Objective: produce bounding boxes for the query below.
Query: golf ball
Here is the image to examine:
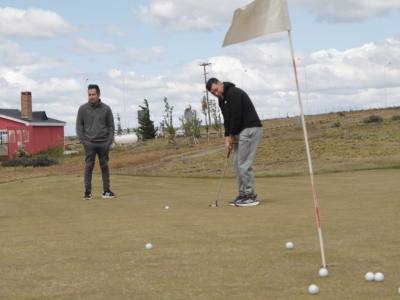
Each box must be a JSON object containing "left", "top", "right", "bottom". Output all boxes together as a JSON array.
[
  {"left": 285, "top": 242, "right": 294, "bottom": 249},
  {"left": 145, "top": 243, "right": 153, "bottom": 250},
  {"left": 374, "top": 272, "right": 384, "bottom": 282},
  {"left": 365, "top": 272, "right": 375, "bottom": 281},
  {"left": 164, "top": 205, "right": 170, "bottom": 210},
  {"left": 308, "top": 284, "right": 319, "bottom": 295},
  {"left": 318, "top": 267, "right": 329, "bottom": 277}
]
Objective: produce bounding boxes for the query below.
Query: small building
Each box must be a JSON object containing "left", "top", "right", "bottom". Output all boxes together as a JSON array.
[{"left": 0, "top": 91, "right": 66, "bottom": 161}]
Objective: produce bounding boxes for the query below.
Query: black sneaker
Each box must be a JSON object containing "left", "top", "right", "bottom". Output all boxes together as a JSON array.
[
  {"left": 235, "top": 194, "right": 260, "bottom": 207},
  {"left": 102, "top": 190, "right": 115, "bottom": 199},
  {"left": 228, "top": 194, "right": 246, "bottom": 206},
  {"left": 83, "top": 192, "right": 92, "bottom": 201}
]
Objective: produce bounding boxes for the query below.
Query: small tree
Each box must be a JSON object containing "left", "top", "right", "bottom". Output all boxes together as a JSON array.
[
  {"left": 201, "top": 96, "right": 209, "bottom": 141},
  {"left": 137, "top": 99, "right": 157, "bottom": 140},
  {"left": 180, "top": 105, "right": 202, "bottom": 145},
  {"left": 116, "top": 113, "right": 123, "bottom": 135},
  {"left": 209, "top": 99, "right": 222, "bottom": 137},
  {"left": 160, "top": 97, "right": 176, "bottom": 144},
  {"left": 16, "top": 144, "right": 28, "bottom": 158}
]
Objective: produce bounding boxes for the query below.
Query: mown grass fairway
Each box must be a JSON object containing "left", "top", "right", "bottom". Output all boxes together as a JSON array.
[{"left": 1, "top": 170, "right": 400, "bottom": 299}]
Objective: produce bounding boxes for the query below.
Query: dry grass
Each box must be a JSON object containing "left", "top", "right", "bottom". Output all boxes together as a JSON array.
[
  {"left": 1, "top": 170, "right": 400, "bottom": 299},
  {"left": 2, "top": 107, "right": 400, "bottom": 183}
]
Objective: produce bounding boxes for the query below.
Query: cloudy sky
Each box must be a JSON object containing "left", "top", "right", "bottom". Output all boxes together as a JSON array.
[{"left": 0, "top": 0, "right": 399, "bottom": 135}]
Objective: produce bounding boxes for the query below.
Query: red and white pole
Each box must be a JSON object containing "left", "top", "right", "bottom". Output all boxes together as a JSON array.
[{"left": 288, "top": 30, "right": 327, "bottom": 268}]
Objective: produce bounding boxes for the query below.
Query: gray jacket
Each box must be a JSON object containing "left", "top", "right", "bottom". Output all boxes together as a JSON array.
[{"left": 76, "top": 101, "right": 115, "bottom": 145}]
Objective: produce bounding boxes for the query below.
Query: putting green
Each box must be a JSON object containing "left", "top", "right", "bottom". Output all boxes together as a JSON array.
[{"left": 0, "top": 170, "right": 399, "bottom": 299}]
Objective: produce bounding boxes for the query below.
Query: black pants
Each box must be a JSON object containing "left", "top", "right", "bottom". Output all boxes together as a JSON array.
[{"left": 84, "top": 142, "right": 110, "bottom": 193}]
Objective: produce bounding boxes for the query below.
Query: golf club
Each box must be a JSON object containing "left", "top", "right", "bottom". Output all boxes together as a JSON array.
[{"left": 209, "top": 149, "right": 231, "bottom": 207}]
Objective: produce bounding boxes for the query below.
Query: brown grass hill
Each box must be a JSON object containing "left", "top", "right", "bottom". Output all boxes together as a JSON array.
[{"left": 2, "top": 107, "right": 400, "bottom": 183}]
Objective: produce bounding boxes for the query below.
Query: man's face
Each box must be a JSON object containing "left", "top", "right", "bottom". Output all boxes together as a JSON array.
[
  {"left": 88, "top": 88, "right": 100, "bottom": 104},
  {"left": 209, "top": 81, "right": 224, "bottom": 98}
]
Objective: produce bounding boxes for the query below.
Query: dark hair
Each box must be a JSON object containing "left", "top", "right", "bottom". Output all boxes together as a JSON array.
[
  {"left": 206, "top": 78, "right": 219, "bottom": 92},
  {"left": 88, "top": 84, "right": 100, "bottom": 95}
]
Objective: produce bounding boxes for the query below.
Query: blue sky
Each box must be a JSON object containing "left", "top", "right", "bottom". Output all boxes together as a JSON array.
[{"left": 0, "top": 0, "right": 399, "bottom": 135}]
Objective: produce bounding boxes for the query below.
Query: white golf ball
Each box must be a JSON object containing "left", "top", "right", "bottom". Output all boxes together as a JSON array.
[
  {"left": 308, "top": 284, "right": 319, "bottom": 295},
  {"left": 145, "top": 243, "right": 153, "bottom": 250},
  {"left": 285, "top": 242, "right": 294, "bottom": 249},
  {"left": 365, "top": 272, "right": 375, "bottom": 281},
  {"left": 318, "top": 267, "right": 329, "bottom": 277},
  {"left": 164, "top": 205, "right": 170, "bottom": 210},
  {"left": 374, "top": 272, "right": 384, "bottom": 282}
]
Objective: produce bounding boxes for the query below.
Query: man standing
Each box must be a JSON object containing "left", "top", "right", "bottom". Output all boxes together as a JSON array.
[
  {"left": 207, "top": 78, "right": 262, "bottom": 207},
  {"left": 76, "top": 84, "right": 115, "bottom": 200}
]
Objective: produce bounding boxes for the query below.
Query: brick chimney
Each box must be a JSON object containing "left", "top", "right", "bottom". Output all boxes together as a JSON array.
[{"left": 21, "top": 91, "right": 32, "bottom": 120}]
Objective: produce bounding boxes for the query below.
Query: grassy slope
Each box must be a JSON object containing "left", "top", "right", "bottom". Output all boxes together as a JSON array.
[{"left": 1, "top": 107, "right": 400, "bottom": 183}]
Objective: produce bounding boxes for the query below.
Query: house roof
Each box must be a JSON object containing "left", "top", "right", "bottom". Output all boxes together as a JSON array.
[{"left": 0, "top": 109, "right": 66, "bottom": 127}]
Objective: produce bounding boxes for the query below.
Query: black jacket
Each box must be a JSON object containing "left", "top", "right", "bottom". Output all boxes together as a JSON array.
[{"left": 218, "top": 82, "right": 262, "bottom": 136}]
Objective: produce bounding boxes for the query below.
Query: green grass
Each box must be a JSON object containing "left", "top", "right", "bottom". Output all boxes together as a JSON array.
[{"left": 1, "top": 170, "right": 400, "bottom": 299}]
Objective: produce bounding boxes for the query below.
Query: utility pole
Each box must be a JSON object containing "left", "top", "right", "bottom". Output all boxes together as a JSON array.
[
  {"left": 384, "top": 61, "right": 391, "bottom": 108},
  {"left": 200, "top": 62, "right": 212, "bottom": 141}
]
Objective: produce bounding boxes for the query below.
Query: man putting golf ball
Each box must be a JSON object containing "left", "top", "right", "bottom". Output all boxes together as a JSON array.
[{"left": 207, "top": 78, "right": 263, "bottom": 207}]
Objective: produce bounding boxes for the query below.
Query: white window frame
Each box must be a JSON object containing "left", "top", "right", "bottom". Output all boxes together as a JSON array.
[{"left": 0, "top": 130, "right": 8, "bottom": 144}]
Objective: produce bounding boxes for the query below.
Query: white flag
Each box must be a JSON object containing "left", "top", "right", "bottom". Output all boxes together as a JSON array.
[{"left": 223, "top": 0, "right": 291, "bottom": 47}]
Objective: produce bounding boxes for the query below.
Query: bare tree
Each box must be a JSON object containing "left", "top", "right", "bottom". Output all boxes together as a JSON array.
[{"left": 160, "top": 97, "right": 176, "bottom": 144}]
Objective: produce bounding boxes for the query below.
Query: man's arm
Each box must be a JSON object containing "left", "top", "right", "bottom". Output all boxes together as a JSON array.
[
  {"left": 76, "top": 106, "right": 86, "bottom": 145},
  {"left": 106, "top": 107, "right": 115, "bottom": 145}
]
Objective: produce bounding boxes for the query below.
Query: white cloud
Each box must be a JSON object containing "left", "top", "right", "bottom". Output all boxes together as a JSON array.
[
  {"left": 75, "top": 38, "right": 116, "bottom": 54},
  {"left": 0, "top": 39, "right": 62, "bottom": 70},
  {"left": 0, "top": 64, "right": 81, "bottom": 97},
  {"left": 1, "top": 35, "right": 400, "bottom": 135},
  {"left": 300, "top": 37, "right": 400, "bottom": 92},
  {"left": 136, "top": 0, "right": 400, "bottom": 32},
  {"left": 0, "top": 39, "right": 35, "bottom": 66},
  {"left": 0, "top": 7, "right": 73, "bottom": 38},
  {"left": 0, "top": 40, "right": 81, "bottom": 123},
  {"left": 105, "top": 24, "right": 127, "bottom": 37},
  {"left": 124, "top": 46, "right": 165, "bottom": 64},
  {"left": 136, "top": 0, "right": 249, "bottom": 31},
  {"left": 96, "top": 36, "right": 400, "bottom": 133},
  {"left": 294, "top": 0, "right": 400, "bottom": 23}
]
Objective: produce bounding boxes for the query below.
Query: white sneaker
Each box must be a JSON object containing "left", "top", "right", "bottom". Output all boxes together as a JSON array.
[{"left": 235, "top": 196, "right": 260, "bottom": 207}]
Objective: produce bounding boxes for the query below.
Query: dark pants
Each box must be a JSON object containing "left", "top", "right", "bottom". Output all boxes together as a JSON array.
[{"left": 84, "top": 142, "right": 110, "bottom": 193}]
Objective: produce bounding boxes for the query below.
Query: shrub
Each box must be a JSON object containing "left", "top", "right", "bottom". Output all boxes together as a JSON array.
[
  {"left": 363, "top": 115, "right": 383, "bottom": 124},
  {"left": 332, "top": 121, "right": 341, "bottom": 128},
  {"left": 31, "top": 154, "right": 57, "bottom": 167},
  {"left": 337, "top": 112, "right": 346, "bottom": 117},
  {"left": 391, "top": 115, "right": 400, "bottom": 121},
  {"left": 45, "top": 147, "right": 64, "bottom": 158},
  {"left": 2, "top": 157, "right": 30, "bottom": 167},
  {"left": 2, "top": 153, "right": 58, "bottom": 168}
]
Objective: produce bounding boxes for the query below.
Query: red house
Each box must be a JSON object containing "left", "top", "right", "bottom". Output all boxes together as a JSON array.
[{"left": 0, "top": 91, "right": 66, "bottom": 161}]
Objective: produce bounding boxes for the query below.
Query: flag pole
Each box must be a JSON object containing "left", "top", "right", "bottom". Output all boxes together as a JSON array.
[{"left": 287, "top": 29, "right": 327, "bottom": 268}]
